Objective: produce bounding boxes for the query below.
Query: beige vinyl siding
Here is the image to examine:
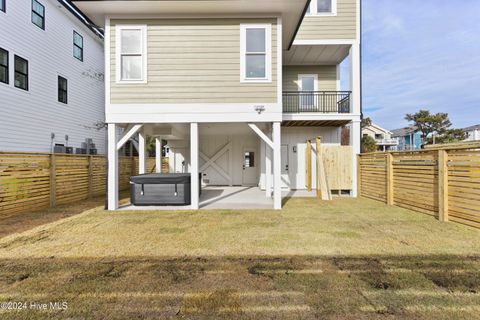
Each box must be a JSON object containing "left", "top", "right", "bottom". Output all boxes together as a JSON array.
[
  {"left": 283, "top": 66, "right": 337, "bottom": 91},
  {"left": 110, "top": 19, "right": 277, "bottom": 104},
  {"left": 296, "top": 0, "right": 357, "bottom": 40}
]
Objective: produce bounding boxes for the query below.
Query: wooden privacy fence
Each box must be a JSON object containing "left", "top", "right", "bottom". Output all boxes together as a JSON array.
[
  {"left": 358, "top": 143, "right": 480, "bottom": 228},
  {"left": 0, "top": 152, "right": 169, "bottom": 216}
]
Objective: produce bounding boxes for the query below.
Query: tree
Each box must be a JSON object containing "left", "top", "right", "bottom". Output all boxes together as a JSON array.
[
  {"left": 361, "top": 117, "right": 372, "bottom": 129},
  {"left": 427, "top": 129, "right": 466, "bottom": 144},
  {"left": 361, "top": 135, "right": 377, "bottom": 153},
  {"left": 405, "top": 110, "right": 453, "bottom": 145}
]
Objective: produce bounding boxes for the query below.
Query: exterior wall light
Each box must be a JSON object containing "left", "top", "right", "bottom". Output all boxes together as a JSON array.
[{"left": 254, "top": 105, "right": 265, "bottom": 114}]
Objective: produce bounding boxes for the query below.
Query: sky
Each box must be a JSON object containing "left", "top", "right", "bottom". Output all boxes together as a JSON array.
[{"left": 342, "top": 0, "right": 480, "bottom": 130}]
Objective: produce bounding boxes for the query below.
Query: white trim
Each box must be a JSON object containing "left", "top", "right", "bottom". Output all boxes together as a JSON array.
[
  {"left": 298, "top": 74, "right": 319, "bottom": 91},
  {"left": 115, "top": 24, "right": 148, "bottom": 84},
  {"left": 272, "top": 122, "right": 282, "bottom": 209},
  {"left": 240, "top": 23, "right": 272, "bottom": 83},
  {"left": 107, "top": 123, "right": 118, "bottom": 210},
  {"left": 293, "top": 39, "right": 358, "bottom": 46},
  {"left": 105, "top": 17, "right": 111, "bottom": 106},
  {"left": 283, "top": 113, "right": 361, "bottom": 121},
  {"left": 277, "top": 17, "right": 282, "bottom": 105},
  {"left": 336, "top": 64, "right": 341, "bottom": 91},
  {"left": 306, "top": 0, "right": 337, "bottom": 16},
  {"left": 155, "top": 137, "right": 162, "bottom": 173},
  {"left": 138, "top": 130, "right": 146, "bottom": 174},
  {"left": 116, "top": 124, "right": 143, "bottom": 150}
]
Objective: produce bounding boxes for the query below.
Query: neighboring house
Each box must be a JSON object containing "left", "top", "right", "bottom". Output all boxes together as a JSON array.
[
  {"left": 463, "top": 124, "right": 480, "bottom": 141},
  {"left": 362, "top": 123, "right": 398, "bottom": 151},
  {"left": 73, "top": 0, "right": 361, "bottom": 210},
  {"left": 0, "top": 0, "right": 105, "bottom": 154},
  {"left": 391, "top": 126, "right": 423, "bottom": 151}
]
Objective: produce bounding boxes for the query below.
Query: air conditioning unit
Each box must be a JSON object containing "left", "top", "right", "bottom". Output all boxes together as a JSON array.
[
  {"left": 54, "top": 145, "right": 66, "bottom": 154},
  {"left": 65, "top": 147, "right": 73, "bottom": 154},
  {"left": 89, "top": 149, "right": 98, "bottom": 155},
  {"left": 76, "top": 148, "right": 87, "bottom": 154}
]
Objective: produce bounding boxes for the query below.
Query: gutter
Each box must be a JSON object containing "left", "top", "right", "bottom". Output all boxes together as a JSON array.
[
  {"left": 288, "top": 0, "right": 311, "bottom": 50},
  {"left": 57, "top": 0, "right": 104, "bottom": 38}
]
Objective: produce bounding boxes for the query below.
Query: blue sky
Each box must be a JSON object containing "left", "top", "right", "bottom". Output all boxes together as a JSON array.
[{"left": 342, "top": 0, "right": 480, "bottom": 130}]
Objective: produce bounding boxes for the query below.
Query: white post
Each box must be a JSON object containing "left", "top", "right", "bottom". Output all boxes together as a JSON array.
[
  {"left": 351, "top": 120, "right": 361, "bottom": 197},
  {"left": 265, "top": 128, "right": 273, "bottom": 198},
  {"left": 190, "top": 123, "right": 199, "bottom": 210},
  {"left": 107, "top": 123, "right": 119, "bottom": 210},
  {"left": 260, "top": 139, "right": 266, "bottom": 189},
  {"left": 155, "top": 137, "right": 162, "bottom": 173},
  {"left": 138, "top": 130, "right": 146, "bottom": 174},
  {"left": 273, "top": 122, "right": 282, "bottom": 209}
]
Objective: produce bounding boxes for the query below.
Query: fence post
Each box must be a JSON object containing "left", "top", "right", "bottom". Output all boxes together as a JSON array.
[
  {"left": 49, "top": 154, "right": 56, "bottom": 208},
  {"left": 386, "top": 153, "right": 394, "bottom": 205},
  {"left": 357, "top": 155, "right": 361, "bottom": 197},
  {"left": 88, "top": 155, "right": 93, "bottom": 198},
  {"left": 438, "top": 149, "right": 449, "bottom": 222},
  {"left": 306, "top": 140, "right": 312, "bottom": 192}
]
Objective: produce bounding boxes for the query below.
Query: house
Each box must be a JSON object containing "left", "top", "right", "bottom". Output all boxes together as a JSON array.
[
  {"left": 463, "top": 124, "right": 480, "bottom": 141},
  {"left": 0, "top": 0, "right": 105, "bottom": 154},
  {"left": 72, "top": 0, "right": 361, "bottom": 210},
  {"left": 362, "top": 123, "right": 398, "bottom": 151},
  {"left": 391, "top": 126, "right": 423, "bottom": 151}
]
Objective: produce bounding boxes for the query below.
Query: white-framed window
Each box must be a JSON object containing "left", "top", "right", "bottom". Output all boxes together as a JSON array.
[
  {"left": 240, "top": 24, "right": 272, "bottom": 83},
  {"left": 307, "top": 0, "right": 337, "bottom": 16},
  {"left": 115, "top": 25, "right": 147, "bottom": 83}
]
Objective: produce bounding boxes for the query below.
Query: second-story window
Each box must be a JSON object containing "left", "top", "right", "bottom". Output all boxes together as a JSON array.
[
  {"left": 240, "top": 24, "right": 272, "bottom": 83},
  {"left": 0, "top": 0, "right": 6, "bottom": 13},
  {"left": 0, "top": 48, "right": 8, "bottom": 84},
  {"left": 58, "top": 76, "right": 68, "bottom": 104},
  {"left": 14, "top": 55, "right": 28, "bottom": 91},
  {"left": 32, "top": 0, "right": 45, "bottom": 30},
  {"left": 308, "top": 0, "right": 336, "bottom": 15},
  {"left": 116, "top": 25, "right": 147, "bottom": 83},
  {"left": 73, "top": 31, "right": 83, "bottom": 61}
]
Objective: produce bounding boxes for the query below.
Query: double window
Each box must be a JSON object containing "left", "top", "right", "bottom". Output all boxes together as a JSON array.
[
  {"left": 14, "top": 55, "right": 28, "bottom": 91},
  {"left": 0, "top": 48, "right": 8, "bottom": 84},
  {"left": 116, "top": 25, "right": 147, "bottom": 83},
  {"left": 73, "top": 31, "right": 84, "bottom": 61},
  {"left": 240, "top": 24, "right": 272, "bottom": 82},
  {"left": 307, "top": 0, "right": 336, "bottom": 15},
  {"left": 58, "top": 76, "right": 68, "bottom": 104},
  {"left": 32, "top": 0, "right": 45, "bottom": 30},
  {"left": 0, "top": 0, "right": 5, "bottom": 13}
]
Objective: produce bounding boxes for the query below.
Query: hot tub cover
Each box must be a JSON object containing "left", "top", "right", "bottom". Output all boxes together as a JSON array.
[{"left": 130, "top": 173, "right": 191, "bottom": 184}]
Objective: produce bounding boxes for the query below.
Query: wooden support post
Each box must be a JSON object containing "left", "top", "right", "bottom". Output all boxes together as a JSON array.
[
  {"left": 88, "top": 155, "right": 93, "bottom": 198},
  {"left": 438, "top": 149, "right": 449, "bottom": 222},
  {"left": 386, "top": 153, "right": 394, "bottom": 205},
  {"left": 357, "top": 155, "right": 361, "bottom": 197},
  {"left": 316, "top": 137, "right": 321, "bottom": 198},
  {"left": 316, "top": 137, "right": 332, "bottom": 200},
  {"left": 306, "top": 140, "right": 312, "bottom": 192},
  {"left": 49, "top": 154, "right": 56, "bottom": 208}
]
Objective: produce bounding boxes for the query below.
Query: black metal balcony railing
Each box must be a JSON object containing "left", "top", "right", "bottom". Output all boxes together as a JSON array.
[{"left": 283, "top": 91, "right": 351, "bottom": 113}]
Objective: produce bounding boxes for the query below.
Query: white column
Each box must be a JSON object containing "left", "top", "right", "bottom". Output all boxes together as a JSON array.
[
  {"left": 138, "top": 130, "right": 146, "bottom": 174},
  {"left": 259, "top": 139, "right": 266, "bottom": 189},
  {"left": 273, "top": 122, "right": 282, "bottom": 209},
  {"left": 265, "top": 127, "right": 273, "bottom": 197},
  {"left": 107, "top": 123, "right": 119, "bottom": 210},
  {"left": 190, "top": 123, "right": 199, "bottom": 210},
  {"left": 349, "top": 42, "right": 361, "bottom": 116},
  {"left": 155, "top": 137, "right": 162, "bottom": 173},
  {"left": 350, "top": 120, "right": 361, "bottom": 197}
]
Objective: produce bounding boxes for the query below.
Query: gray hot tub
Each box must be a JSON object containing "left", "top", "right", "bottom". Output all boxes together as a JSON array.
[{"left": 129, "top": 173, "right": 201, "bottom": 206}]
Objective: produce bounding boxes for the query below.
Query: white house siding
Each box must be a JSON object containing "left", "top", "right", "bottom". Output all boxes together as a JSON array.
[{"left": 0, "top": 0, "right": 105, "bottom": 153}]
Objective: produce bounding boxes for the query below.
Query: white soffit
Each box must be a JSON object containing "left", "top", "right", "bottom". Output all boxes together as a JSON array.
[
  {"left": 72, "top": 0, "right": 309, "bottom": 49},
  {"left": 283, "top": 45, "right": 350, "bottom": 65}
]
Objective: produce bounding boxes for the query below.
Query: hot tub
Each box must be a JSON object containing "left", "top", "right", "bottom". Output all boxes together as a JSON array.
[{"left": 129, "top": 173, "right": 201, "bottom": 206}]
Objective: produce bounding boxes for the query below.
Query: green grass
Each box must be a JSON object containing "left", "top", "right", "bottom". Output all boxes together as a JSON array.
[{"left": 0, "top": 197, "right": 479, "bottom": 319}]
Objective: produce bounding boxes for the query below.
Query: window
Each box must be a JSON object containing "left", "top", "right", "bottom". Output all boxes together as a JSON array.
[
  {"left": 307, "top": 0, "right": 337, "bottom": 15},
  {"left": 14, "top": 55, "right": 28, "bottom": 90},
  {"left": 244, "top": 152, "right": 255, "bottom": 168},
  {"left": 116, "top": 25, "right": 147, "bottom": 83},
  {"left": 32, "top": 0, "right": 45, "bottom": 30},
  {"left": 240, "top": 24, "right": 272, "bottom": 82},
  {"left": 58, "top": 76, "right": 67, "bottom": 104},
  {"left": 0, "top": 0, "right": 5, "bottom": 13},
  {"left": 0, "top": 48, "right": 8, "bottom": 84},
  {"left": 73, "top": 31, "right": 83, "bottom": 61}
]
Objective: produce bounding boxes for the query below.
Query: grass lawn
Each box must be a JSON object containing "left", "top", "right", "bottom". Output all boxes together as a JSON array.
[{"left": 0, "top": 197, "right": 479, "bottom": 319}]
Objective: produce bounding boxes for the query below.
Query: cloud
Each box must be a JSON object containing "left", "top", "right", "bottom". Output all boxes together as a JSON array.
[{"left": 361, "top": 0, "right": 480, "bottom": 130}]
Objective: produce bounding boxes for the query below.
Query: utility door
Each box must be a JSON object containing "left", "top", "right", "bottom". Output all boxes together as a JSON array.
[
  {"left": 281, "top": 144, "right": 291, "bottom": 189},
  {"left": 242, "top": 148, "right": 257, "bottom": 186}
]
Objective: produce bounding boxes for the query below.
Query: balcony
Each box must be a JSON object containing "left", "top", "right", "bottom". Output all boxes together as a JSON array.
[
  {"left": 376, "top": 138, "right": 399, "bottom": 146},
  {"left": 283, "top": 91, "right": 351, "bottom": 113}
]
